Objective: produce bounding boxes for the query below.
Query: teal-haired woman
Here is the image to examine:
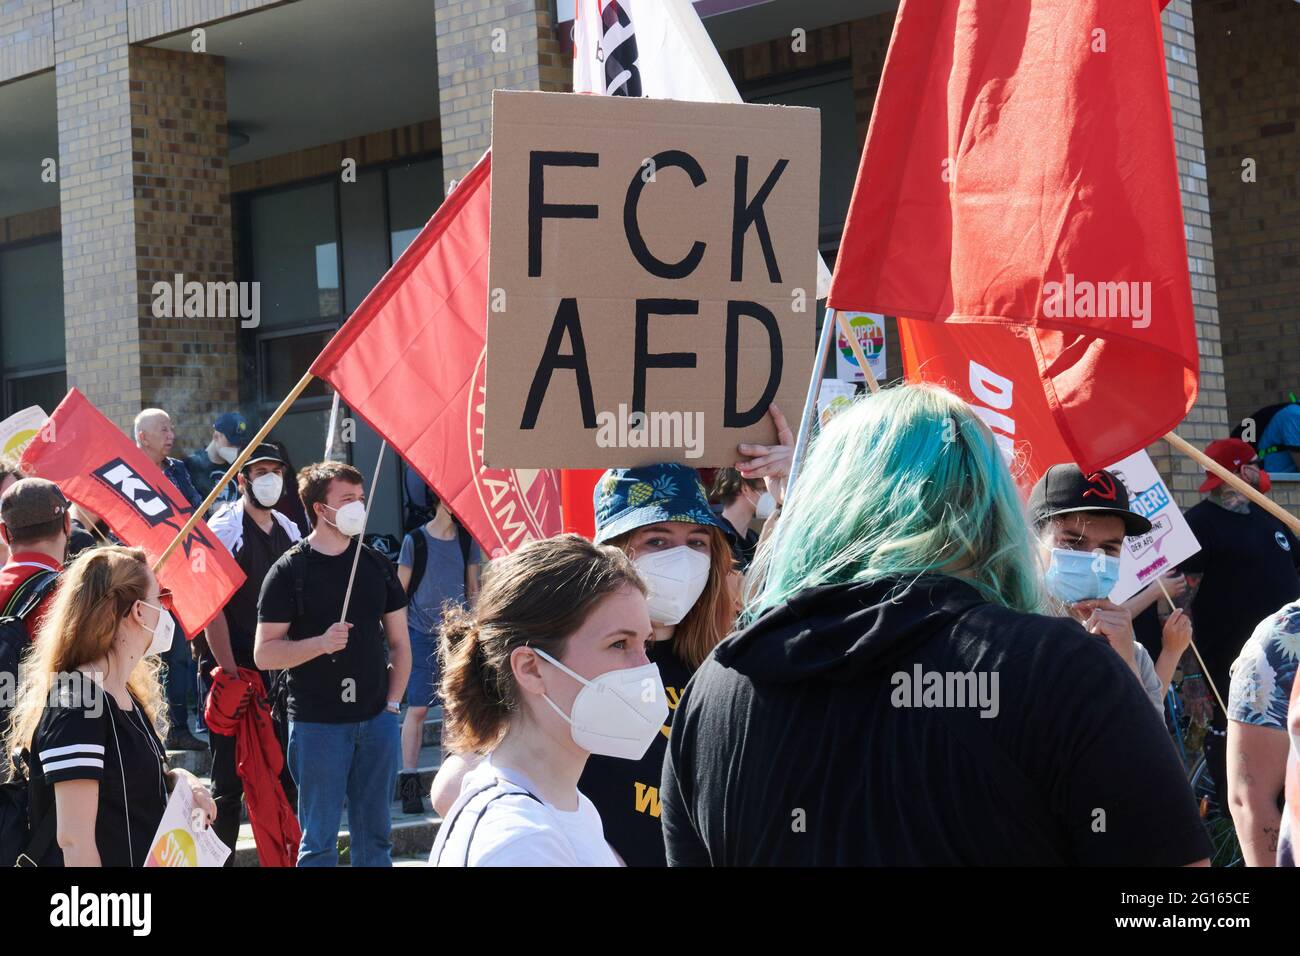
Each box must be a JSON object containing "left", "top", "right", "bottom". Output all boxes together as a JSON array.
[{"left": 661, "top": 383, "right": 1213, "bottom": 866}]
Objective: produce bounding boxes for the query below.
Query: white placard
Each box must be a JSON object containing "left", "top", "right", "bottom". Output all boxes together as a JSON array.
[
  {"left": 1106, "top": 450, "right": 1202, "bottom": 605},
  {"left": 0, "top": 405, "right": 48, "bottom": 459},
  {"left": 145, "top": 780, "right": 230, "bottom": 868},
  {"left": 834, "top": 311, "right": 887, "bottom": 384}
]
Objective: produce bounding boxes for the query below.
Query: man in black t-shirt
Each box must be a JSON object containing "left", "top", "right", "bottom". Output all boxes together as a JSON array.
[
  {"left": 255, "top": 461, "right": 410, "bottom": 867},
  {"left": 1178, "top": 438, "right": 1300, "bottom": 812},
  {"left": 203, "top": 443, "right": 302, "bottom": 859}
]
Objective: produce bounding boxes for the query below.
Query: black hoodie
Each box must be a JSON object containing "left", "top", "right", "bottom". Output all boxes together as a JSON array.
[{"left": 661, "top": 574, "right": 1211, "bottom": 866}]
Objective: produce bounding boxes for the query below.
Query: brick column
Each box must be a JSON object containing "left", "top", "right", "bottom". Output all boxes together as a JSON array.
[
  {"left": 1151, "top": 0, "right": 1232, "bottom": 509},
  {"left": 129, "top": 45, "right": 238, "bottom": 446},
  {"left": 54, "top": 0, "right": 141, "bottom": 429},
  {"left": 53, "top": 1, "right": 235, "bottom": 443},
  {"left": 433, "top": 0, "right": 570, "bottom": 191}
]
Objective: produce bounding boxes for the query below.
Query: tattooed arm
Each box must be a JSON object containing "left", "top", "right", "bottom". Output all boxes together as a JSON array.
[{"left": 1227, "top": 720, "right": 1288, "bottom": 867}]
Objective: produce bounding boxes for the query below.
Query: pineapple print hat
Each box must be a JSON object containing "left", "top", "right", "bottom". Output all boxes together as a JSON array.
[{"left": 592, "top": 463, "right": 726, "bottom": 546}]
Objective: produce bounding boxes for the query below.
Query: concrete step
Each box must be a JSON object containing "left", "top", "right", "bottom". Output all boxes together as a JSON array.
[
  {"left": 197, "top": 737, "right": 444, "bottom": 836},
  {"left": 233, "top": 807, "right": 443, "bottom": 867}
]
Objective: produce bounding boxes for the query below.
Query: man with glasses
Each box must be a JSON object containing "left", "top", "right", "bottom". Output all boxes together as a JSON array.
[{"left": 1178, "top": 437, "right": 1300, "bottom": 815}]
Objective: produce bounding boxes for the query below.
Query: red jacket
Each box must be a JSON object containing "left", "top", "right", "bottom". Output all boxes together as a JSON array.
[
  {"left": 0, "top": 552, "right": 62, "bottom": 638},
  {"left": 205, "top": 666, "right": 301, "bottom": 867}
]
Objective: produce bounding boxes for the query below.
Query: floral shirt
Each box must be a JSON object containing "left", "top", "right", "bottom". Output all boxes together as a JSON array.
[{"left": 1227, "top": 600, "right": 1300, "bottom": 730}]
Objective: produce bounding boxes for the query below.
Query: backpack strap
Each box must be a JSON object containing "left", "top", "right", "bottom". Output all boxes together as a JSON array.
[
  {"left": 284, "top": 540, "right": 313, "bottom": 620},
  {"left": 4, "top": 569, "right": 59, "bottom": 621},
  {"left": 407, "top": 532, "right": 428, "bottom": 598},
  {"left": 456, "top": 524, "right": 473, "bottom": 569},
  {"left": 434, "top": 779, "right": 544, "bottom": 867}
]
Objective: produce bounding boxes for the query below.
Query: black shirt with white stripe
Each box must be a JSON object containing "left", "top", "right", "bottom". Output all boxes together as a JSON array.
[{"left": 28, "top": 677, "right": 169, "bottom": 867}]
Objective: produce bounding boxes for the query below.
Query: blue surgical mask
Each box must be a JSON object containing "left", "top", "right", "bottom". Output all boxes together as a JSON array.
[{"left": 1043, "top": 548, "right": 1121, "bottom": 603}]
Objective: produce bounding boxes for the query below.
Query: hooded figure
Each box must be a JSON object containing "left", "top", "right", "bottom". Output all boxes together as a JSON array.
[{"left": 661, "top": 384, "right": 1212, "bottom": 866}]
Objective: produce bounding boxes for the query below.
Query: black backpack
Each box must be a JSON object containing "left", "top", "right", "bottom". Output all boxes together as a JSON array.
[
  {"left": 0, "top": 570, "right": 61, "bottom": 725},
  {"left": 0, "top": 749, "right": 57, "bottom": 867},
  {"left": 404, "top": 525, "right": 474, "bottom": 598},
  {"left": 1232, "top": 399, "right": 1300, "bottom": 457},
  {"left": 0, "top": 570, "right": 62, "bottom": 867}
]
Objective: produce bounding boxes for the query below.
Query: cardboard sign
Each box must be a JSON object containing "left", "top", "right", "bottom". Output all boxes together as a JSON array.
[
  {"left": 1105, "top": 450, "right": 1202, "bottom": 604},
  {"left": 145, "top": 781, "right": 230, "bottom": 868},
  {"left": 484, "top": 91, "right": 819, "bottom": 467},
  {"left": 835, "top": 312, "right": 887, "bottom": 384},
  {"left": 0, "top": 406, "right": 48, "bottom": 458}
]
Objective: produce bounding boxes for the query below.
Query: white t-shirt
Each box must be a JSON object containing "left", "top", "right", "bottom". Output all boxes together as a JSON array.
[{"left": 428, "top": 756, "right": 620, "bottom": 867}]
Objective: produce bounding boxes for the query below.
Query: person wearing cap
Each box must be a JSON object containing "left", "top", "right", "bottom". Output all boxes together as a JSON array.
[
  {"left": 201, "top": 443, "right": 303, "bottom": 860},
  {"left": 0, "top": 478, "right": 72, "bottom": 647},
  {"left": 1178, "top": 436, "right": 1300, "bottom": 816},
  {"left": 184, "top": 411, "right": 252, "bottom": 509},
  {"left": 1028, "top": 464, "right": 1187, "bottom": 713}
]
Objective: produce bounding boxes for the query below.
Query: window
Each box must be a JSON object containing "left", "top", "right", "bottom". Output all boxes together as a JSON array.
[
  {"left": 239, "top": 157, "right": 444, "bottom": 534},
  {"left": 0, "top": 238, "right": 66, "bottom": 418}
]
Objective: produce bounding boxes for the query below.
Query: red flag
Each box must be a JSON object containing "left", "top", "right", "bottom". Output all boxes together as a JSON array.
[
  {"left": 830, "top": 0, "right": 1197, "bottom": 472},
  {"left": 899, "top": 319, "right": 1073, "bottom": 491},
  {"left": 310, "top": 152, "right": 562, "bottom": 558},
  {"left": 20, "top": 389, "right": 245, "bottom": 637}
]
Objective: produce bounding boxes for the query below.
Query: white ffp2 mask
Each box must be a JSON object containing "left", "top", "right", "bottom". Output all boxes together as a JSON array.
[
  {"left": 250, "top": 473, "right": 283, "bottom": 509},
  {"left": 533, "top": 647, "right": 668, "bottom": 761},
  {"left": 324, "top": 500, "right": 367, "bottom": 537},
  {"left": 633, "top": 545, "right": 711, "bottom": 626},
  {"left": 138, "top": 601, "right": 175, "bottom": 657}
]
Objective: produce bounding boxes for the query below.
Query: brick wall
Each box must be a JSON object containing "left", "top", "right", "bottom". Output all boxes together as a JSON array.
[
  {"left": 229, "top": 119, "right": 441, "bottom": 193},
  {"left": 0, "top": 206, "right": 59, "bottom": 244},
  {"left": 1149, "top": 0, "right": 1233, "bottom": 509},
  {"left": 54, "top": 0, "right": 142, "bottom": 432},
  {"left": 433, "top": 0, "right": 569, "bottom": 191},
  {"left": 0, "top": 0, "right": 55, "bottom": 83},
  {"left": 1193, "top": 0, "right": 1300, "bottom": 427},
  {"left": 126, "top": 0, "right": 290, "bottom": 43},
  {"left": 129, "top": 45, "right": 238, "bottom": 447}
]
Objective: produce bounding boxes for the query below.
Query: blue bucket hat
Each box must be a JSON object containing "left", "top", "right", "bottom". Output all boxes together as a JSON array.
[{"left": 593, "top": 463, "right": 726, "bottom": 545}]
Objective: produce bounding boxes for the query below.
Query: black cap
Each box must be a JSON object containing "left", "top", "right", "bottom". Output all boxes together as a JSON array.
[
  {"left": 241, "top": 443, "right": 285, "bottom": 470},
  {"left": 1028, "top": 464, "right": 1152, "bottom": 537}
]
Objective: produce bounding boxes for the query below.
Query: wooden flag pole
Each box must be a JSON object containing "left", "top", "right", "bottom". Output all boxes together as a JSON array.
[
  {"left": 154, "top": 370, "right": 317, "bottom": 572},
  {"left": 834, "top": 309, "right": 880, "bottom": 394},
  {"left": 1154, "top": 575, "right": 1226, "bottom": 716},
  {"left": 337, "top": 440, "right": 387, "bottom": 625},
  {"left": 1164, "top": 431, "right": 1300, "bottom": 536}
]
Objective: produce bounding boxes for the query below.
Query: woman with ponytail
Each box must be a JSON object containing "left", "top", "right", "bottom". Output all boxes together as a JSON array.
[
  {"left": 6, "top": 546, "right": 215, "bottom": 866},
  {"left": 429, "top": 534, "right": 660, "bottom": 867}
]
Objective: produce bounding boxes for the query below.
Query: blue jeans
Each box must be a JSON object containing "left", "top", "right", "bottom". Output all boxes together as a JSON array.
[
  {"left": 164, "top": 636, "right": 193, "bottom": 732},
  {"left": 287, "top": 709, "right": 401, "bottom": 867}
]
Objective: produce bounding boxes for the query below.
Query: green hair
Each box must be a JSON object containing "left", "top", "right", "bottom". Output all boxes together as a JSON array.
[{"left": 744, "top": 383, "right": 1044, "bottom": 623}]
